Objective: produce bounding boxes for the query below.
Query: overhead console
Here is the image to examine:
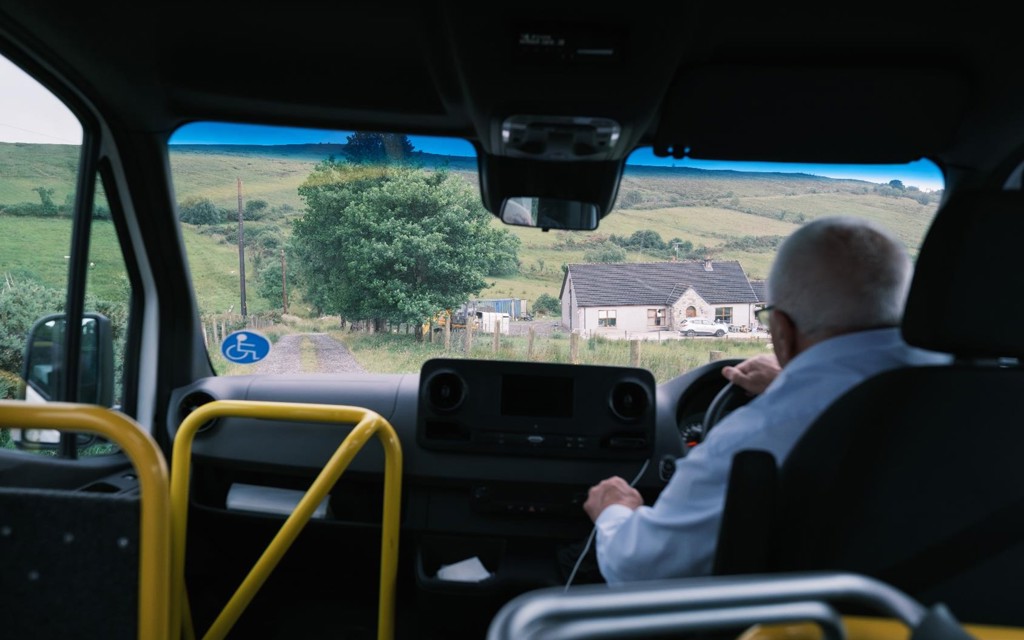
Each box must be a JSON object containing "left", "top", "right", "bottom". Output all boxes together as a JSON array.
[{"left": 417, "top": 358, "right": 654, "bottom": 459}]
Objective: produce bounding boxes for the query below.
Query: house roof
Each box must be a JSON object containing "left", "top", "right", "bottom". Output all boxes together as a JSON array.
[
  {"left": 562, "top": 260, "right": 759, "bottom": 307},
  {"left": 750, "top": 280, "right": 768, "bottom": 303}
]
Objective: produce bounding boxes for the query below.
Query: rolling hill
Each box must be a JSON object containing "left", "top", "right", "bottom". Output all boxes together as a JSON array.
[{"left": 0, "top": 141, "right": 942, "bottom": 316}]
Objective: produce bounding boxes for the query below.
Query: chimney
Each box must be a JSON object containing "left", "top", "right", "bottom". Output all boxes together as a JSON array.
[{"left": 703, "top": 259, "right": 713, "bottom": 271}]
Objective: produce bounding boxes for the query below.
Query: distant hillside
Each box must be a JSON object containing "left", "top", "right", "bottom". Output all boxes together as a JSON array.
[
  {"left": 170, "top": 143, "right": 478, "bottom": 171},
  {"left": 0, "top": 140, "right": 927, "bottom": 212},
  {"left": 0, "top": 141, "right": 943, "bottom": 314}
]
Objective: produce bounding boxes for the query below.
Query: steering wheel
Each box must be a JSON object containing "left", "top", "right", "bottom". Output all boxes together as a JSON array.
[
  {"left": 702, "top": 381, "right": 756, "bottom": 433},
  {"left": 671, "top": 358, "right": 748, "bottom": 454}
]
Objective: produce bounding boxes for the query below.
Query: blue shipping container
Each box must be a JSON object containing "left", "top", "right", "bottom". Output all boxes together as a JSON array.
[{"left": 473, "top": 298, "right": 524, "bottom": 318}]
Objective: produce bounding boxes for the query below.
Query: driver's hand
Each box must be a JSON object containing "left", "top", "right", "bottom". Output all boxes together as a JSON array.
[
  {"left": 584, "top": 476, "right": 644, "bottom": 523},
  {"left": 721, "top": 354, "right": 781, "bottom": 396}
]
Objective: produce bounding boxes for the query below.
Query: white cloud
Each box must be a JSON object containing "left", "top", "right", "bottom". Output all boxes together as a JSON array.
[{"left": 0, "top": 56, "right": 82, "bottom": 144}]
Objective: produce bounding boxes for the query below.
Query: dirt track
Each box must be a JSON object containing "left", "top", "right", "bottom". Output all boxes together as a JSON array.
[{"left": 255, "top": 333, "right": 366, "bottom": 374}]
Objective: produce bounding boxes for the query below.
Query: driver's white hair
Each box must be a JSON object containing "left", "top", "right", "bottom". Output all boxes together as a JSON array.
[{"left": 766, "top": 216, "right": 912, "bottom": 337}]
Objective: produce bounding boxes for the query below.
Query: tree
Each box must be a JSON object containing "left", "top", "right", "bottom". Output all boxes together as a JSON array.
[
  {"left": 238, "top": 224, "right": 284, "bottom": 272},
  {"left": 888, "top": 179, "right": 906, "bottom": 190},
  {"left": 669, "top": 238, "right": 694, "bottom": 258},
  {"left": 33, "top": 186, "right": 57, "bottom": 215},
  {"left": 178, "top": 197, "right": 223, "bottom": 225},
  {"left": 627, "top": 229, "right": 667, "bottom": 251},
  {"left": 291, "top": 161, "right": 519, "bottom": 333},
  {"left": 256, "top": 259, "right": 288, "bottom": 310},
  {"left": 344, "top": 132, "right": 415, "bottom": 164},
  {"left": 483, "top": 233, "right": 521, "bottom": 276}
]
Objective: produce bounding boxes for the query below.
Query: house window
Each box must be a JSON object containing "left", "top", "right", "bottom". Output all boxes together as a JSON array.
[
  {"left": 685, "top": 306, "right": 697, "bottom": 318},
  {"left": 647, "top": 308, "right": 665, "bottom": 327},
  {"left": 598, "top": 310, "right": 617, "bottom": 327},
  {"left": 715, "top": 307, "right": 733, "bottom": 324}
]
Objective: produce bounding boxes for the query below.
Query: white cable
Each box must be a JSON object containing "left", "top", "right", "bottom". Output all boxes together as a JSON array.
[{"left": 564, "top": 457, "right": 651, "bottom": 591}]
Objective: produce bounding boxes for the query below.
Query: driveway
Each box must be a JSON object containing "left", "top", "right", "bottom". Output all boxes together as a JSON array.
[{"left": 256, "top": 333, "right": 367, "bottom": 374}]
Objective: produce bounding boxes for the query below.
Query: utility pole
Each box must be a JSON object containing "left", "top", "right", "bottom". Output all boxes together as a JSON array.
[
  {"left": 280, "top": 248, "right": 288, "bottom": 314},
  {"left": 237, "top": 177, "right": 247, "bottom": 318}
]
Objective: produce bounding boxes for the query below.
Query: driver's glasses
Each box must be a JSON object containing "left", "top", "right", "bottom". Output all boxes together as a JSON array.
[{"left": 755, "top": 306, "right": 774, "bottom": 330}]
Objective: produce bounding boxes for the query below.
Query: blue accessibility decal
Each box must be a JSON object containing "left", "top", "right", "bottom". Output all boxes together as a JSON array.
[{"left": 220, "top": 330, "right": 271, "bottom": 364}]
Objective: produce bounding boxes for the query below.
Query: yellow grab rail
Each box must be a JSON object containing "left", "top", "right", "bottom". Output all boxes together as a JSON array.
[
  {"left": 0, "top": 400, "right": 172, "bottom": 640},
  {"left": 170, "top": 400, "right": 403, "bottom": 640}
]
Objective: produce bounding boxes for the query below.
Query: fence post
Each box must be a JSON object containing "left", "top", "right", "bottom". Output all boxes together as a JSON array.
[
  {"left": 465, "top": 321, "right": 474, "bottom": 354},
  {"left": 527, "top": 327, "right": 536, "bottom": 360},
  {"left": 630, "top": 339, "right": 641, "bottom": 367},
  {"left": 444, "top": 317, "right": 451, "bottom": 352},
  {"left": 570, "top": 332, "right": 579, "bottom": 364},
  {"left": 492, "top": 323, "right": 500, "bottom": 353}
]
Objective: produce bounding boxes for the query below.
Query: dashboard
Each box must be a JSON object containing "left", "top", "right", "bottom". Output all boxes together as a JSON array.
[
  {"left": 167, "top": 358, "right": 739, "bottom": 531},
  {"left": 164, "top": 356, "right": 739, "bottom": 634}
]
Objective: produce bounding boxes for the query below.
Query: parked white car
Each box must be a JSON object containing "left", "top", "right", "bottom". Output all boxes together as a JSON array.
[{"left": 679, "top": 318, "right": 728, "bottom": 337}]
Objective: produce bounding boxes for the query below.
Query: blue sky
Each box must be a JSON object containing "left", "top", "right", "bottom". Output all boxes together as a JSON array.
[
  {"left": 170, "top": 122, "right": 945, "bottom": 193},
  {"left": 2, "top": 56, "right": 945, "bottom": 192},
  {"left": 0, "top": 55, "right": 942, "bottom": 190}
]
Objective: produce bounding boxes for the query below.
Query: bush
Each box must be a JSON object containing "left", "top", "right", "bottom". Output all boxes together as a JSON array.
[
  {"left": 0, "top": 277, "right": 65, "bottom": 375},
  {"left": 178, "top": 197, "right": 224, "bottom": 225},
  {"left": 583, "top": 241, "right": 627, "bottom": 263},
  {"left": 244, "top": 199, "right": 270, "bottom": 221},
  {"left": 0, "top": 202, "right": 46, "bottom": 217},
  {"left": 0, "top": 369, "right": 23, "bottom": 399},
  {"left": 533, "top": 293, "right": 560, "bottom": 316},
  {"left": 617, "top": 189, "right": 643, "bottom": 208}
]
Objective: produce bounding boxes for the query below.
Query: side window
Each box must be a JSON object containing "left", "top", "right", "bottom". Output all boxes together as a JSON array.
[
  {"left": 0, "top": 54, "right": 128, "bottom": 457},
  {"left": 598, "top": 310, "right": 617, "bottom": 327},
  {"left": 85, "top": 177, "right": 130, "bottom": 414},
  {"left": 79, "top": 177, "right": 131, "bottom": 456},
  {"left": 647, "top": 308, "right": 664, "bottom": 327}
]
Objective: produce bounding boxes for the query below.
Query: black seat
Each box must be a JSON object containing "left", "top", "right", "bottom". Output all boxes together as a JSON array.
[{"left": 713, "top": 190, "right": 1024, "bottom": 626}]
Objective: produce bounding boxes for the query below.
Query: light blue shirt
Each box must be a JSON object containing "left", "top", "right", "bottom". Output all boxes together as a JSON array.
[{"left": 594, "top": 327, "right": 950, "bottom": 584}]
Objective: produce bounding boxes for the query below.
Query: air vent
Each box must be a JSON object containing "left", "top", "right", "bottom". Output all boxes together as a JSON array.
[
  {"left": 426, "top": 371, "right": 466, "bottom": 412},
  {"left": 177, "top": 391, "right": 218, "bottom": 433},
  {"left": 609, "top": 380, "right": 649, "bottom": 421}
]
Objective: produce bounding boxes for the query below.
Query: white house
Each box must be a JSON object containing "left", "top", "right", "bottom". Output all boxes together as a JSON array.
[{"left": 559, "top": 260, "right": 763, "bottom": 335}]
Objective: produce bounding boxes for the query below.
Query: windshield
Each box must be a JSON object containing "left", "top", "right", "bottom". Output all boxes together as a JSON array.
[{"left": 169, "top": 122, "right": 944, "bottom": 383}]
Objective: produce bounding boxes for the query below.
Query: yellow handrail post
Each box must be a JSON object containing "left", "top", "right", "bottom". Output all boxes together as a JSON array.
[
  {"left": 170, "top": 400, "right": 402, "bottom": 640},
  {"left": 0, "top": 401, "right": 172, "bottom": 640}
]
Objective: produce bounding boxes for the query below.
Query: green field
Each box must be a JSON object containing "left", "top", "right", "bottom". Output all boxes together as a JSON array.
[
  {"left": 0, "top": 141, "right": 942, "bottom": 315},
  {"left": 0, "top": 143, "right": 80, "bottom": 205}
]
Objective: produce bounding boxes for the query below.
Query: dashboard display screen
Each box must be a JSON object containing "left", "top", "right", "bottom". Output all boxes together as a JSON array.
[{"left": 500, "top": 374, "right": 574, "bottom": 418}]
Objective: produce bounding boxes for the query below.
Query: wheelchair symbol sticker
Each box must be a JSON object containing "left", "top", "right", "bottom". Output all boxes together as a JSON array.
[{"left": 220, "top": 330, "right": 271, "bottom": 364}]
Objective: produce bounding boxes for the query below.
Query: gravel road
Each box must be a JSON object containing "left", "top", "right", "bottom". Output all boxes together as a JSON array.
[{"left": 256, "top": 333, "right": 366, "bottom": 374}]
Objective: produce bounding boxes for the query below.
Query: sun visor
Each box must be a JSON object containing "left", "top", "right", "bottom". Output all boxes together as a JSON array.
[{"left": 653, "top": 65, "right": 970, "bottom": 164}]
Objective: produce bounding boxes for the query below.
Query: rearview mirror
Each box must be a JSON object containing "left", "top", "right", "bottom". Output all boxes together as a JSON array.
[
  {"left": 500, "top": 197, "right": 599, "bottom": 231},
  {"left": 22, "top": 312, "right": 114, "bottom": 406}
]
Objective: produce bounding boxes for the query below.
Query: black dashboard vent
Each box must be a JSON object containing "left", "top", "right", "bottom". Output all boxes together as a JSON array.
[
  {"left": 426, "top": 370, "right": 466, "bottom": 412},
  {"left": 609, "top": 380, "right": 649, "bottom": 421},
  {"left": 177, "top": 391, "right": 218, "bottom": 434}
]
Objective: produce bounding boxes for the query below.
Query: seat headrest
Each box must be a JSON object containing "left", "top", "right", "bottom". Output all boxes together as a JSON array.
[{"left": 903, "top": 190, "right": 1024, "bottom": 358}]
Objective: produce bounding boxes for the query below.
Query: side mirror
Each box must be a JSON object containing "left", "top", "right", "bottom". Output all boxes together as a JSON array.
[
  {"left": 22, "top": 312, "right": 114, "bottom": 406},
  {"left": 500, "top": 197, "right": 599, "bottom": 231}
]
